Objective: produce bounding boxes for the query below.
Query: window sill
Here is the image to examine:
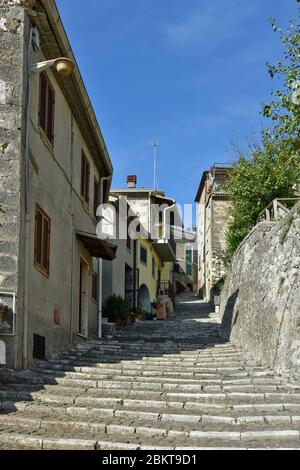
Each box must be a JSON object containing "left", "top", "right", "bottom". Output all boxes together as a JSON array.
[
  {"left": 38, "top": 127, "right": 54, "bottom": 154},
  {"left": 77, "top": 333, "right": 88, "bottom": 340},
  {"left": 34, "top": 264, "right": 50, "bottom": 279}
]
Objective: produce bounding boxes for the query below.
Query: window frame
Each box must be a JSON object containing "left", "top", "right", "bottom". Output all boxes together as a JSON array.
[{"left": 34, "top": 204, "right": 51, "bottom": 277}]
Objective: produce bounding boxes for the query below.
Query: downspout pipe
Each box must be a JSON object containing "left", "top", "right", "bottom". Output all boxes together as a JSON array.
[
  {"left": 22, "top": 25, "right": 34, "bottom": 370},
  {"left": 97, "top": 175, "right": 112, "bottom": 338}
]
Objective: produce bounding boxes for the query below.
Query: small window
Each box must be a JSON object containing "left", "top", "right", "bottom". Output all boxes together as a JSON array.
[
  {"left": 39, "top": 72, "right": 55, "bottom": 146},
  {"left": 33, "top": 334, "right": 46, "bottom": 360},
  {"left": 152, "top": 256, "right": 155, "bottom": 278},
  {"left": 92, "top": 272, "right": 98, "bottom": 302},
  {"left": 34, "top": 205, "right": 51, "bottom": 276},
  {"left": 81, "top": 151, "right": 90, "bottom": 204},
  {"left": 140, "top": 246, "right": 147, "bottom": 265},
  {"left": 186, "top": 264, "right": 193, "bottom": 276},
  {"left": 94, "top": 178, "right": 99, "bottom": 217}
]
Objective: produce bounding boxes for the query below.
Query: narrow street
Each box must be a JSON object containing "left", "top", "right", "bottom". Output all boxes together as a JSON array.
[{"left": 0, "top": 294, "right": 300, "bottom": 450}]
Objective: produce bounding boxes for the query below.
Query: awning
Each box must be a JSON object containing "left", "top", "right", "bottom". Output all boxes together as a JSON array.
[{"left": 76, "top": 231, "right": 117, "bottom": 260}]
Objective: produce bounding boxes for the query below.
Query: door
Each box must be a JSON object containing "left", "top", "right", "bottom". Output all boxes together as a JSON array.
[{"left": 79, "top": 258, "right": 89, "bottom": 337}]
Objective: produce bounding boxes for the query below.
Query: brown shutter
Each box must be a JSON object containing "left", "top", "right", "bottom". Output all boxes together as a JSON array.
[
  {"left": 39, "top": 73, "right": 47, "bottom": 132},
  {"left": 35, "top": 210, "right": 43, "bottom": 265},
  {"left": 86, "top": 160, "right": 90, "bottom": 203},
  {"left": 81, "top": 154, "right": 85, "bottom": 197},
  {"left": 46, "top": 85, "right": 54, "bottom": 144},
  {"left": 42, "top": 218, "right": 49, "bottom": 271},
  {"left": 94, "top": 179, "right": 99, "bottom": 217}
]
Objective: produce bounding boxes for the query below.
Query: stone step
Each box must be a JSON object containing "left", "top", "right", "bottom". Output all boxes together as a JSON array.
[
  {"left": 0, "top": 428, "right": 299, "bottom": 450},
  {"left": 35, "top": 361, "right": 268, "bottom": 374}
]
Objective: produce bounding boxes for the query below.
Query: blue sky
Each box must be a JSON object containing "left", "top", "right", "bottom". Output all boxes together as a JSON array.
[{"left": 56, "top": 0, "right": 298, "bottom": 207}]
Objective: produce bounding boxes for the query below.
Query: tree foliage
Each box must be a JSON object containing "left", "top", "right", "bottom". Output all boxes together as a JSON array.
[{"left": 225, "top": 136, "right": 300, "bottom": 259}]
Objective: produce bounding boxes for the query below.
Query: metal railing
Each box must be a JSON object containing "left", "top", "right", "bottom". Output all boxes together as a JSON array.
[{"left": 257, "top": 198, "right": 300, "bottom": 223}]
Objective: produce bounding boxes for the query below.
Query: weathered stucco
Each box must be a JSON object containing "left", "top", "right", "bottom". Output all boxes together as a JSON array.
[{"left": 220, "top": 201, "right": 300, "bottom": 381}]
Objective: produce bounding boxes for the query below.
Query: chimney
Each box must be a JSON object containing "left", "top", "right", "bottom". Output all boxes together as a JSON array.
[{"left": 126, "top": 175, "right": 137, "bottom": 189}]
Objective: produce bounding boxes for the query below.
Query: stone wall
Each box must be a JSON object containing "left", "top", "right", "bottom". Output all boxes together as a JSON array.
[
  {"left": 220, "top": 201, "right": 300, "bottom": 381},
  {"left": 0, "top": 1, "right": 27, "bottom": 367}
]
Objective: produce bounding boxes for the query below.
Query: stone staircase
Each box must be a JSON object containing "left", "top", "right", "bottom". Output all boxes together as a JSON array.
[{"left": 0, "top": 295, "right": 300, "bottom": 450}]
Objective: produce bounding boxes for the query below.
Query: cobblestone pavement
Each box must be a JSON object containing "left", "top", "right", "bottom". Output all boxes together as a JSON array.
[{"left": 0, "top": 294, "right": 300, "bottom": 449}]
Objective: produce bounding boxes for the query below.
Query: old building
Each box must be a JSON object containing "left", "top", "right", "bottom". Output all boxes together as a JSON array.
[
  {"left": 110, "top": 176, "right": 177, "bottom": 312},
  {"left": 101, "top": 195, "right": 138, "bottom": 309},
  {"left": 173, "top": 226, "right": 197, "bottom": 294},
  {"left": 195, "top": 165, "right": 231, "bottom": 301},
  {"left": 0, "top": 0, "right": 115, "bottom": 369}
]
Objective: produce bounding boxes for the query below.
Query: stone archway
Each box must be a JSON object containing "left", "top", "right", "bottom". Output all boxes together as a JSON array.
[{"left": 138, "top": 284, "right": 151, "bottom": 313}]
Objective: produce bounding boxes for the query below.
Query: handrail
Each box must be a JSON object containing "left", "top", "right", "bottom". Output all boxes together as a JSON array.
[{"left": 257, "top": 198, "right": 300, "bottom": 223}]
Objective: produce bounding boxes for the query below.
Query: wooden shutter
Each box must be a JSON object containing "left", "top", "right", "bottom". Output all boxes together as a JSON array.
[
  {"left": 42, "top": 217, "right": 50, "bottom": 272},
  {"left": 34, "top": 205, "right": 50, "bottom": 276},
  {"left": 47, "top": 84, "right": 55, "bottom": 145},
  {"left": 85, "top": 160, "right": 90, "bottom": 203}
]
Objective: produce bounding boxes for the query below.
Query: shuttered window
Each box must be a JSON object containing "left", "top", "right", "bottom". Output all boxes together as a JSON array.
[
  {"left": 34, "top": 205, "right": 51, "bottom": 276},
  {"left": 39, "top": 72, "right": 55, "bottom": 146},
  {"left": 81, "top": 152, "right": 90, "bottom": 204},
  {"left": 94, "top": 178, "right": 99, "bottom": 217}
]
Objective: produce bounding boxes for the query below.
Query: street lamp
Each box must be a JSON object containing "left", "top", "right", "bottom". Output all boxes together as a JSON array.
[{"left": 31, "top": 57, "right": 75, "bottom": 76}]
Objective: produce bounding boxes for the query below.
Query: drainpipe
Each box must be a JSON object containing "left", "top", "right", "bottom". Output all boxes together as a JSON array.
[
  {"left": 22, "top": 25, "right": 34, "bottom": 370},
  {"left": 97, "top": 175, "right": 112, "bottom": 338}
]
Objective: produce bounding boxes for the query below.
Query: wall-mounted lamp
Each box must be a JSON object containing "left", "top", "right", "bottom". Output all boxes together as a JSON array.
[{"left": 31, "top": 57, "right": 75, "bottom": 76}]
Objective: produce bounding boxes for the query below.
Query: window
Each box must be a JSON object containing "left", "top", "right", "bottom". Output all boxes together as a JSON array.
[
  {"left": 81, "top": 151, "right": 90, "bottom": 204},
  {"left": 39, "top": 72, "right": 55, "bottom": 146},
  {"left": 33, "top": 334, "right": 46, "bottom": 360},
  {"left": 34, "top": 205, "right": 51, "bottom": 276},
  {"left": 92, "top": 272, "right": 98, "bottom": 302},
  {"left": 140, "top": 246, "right": 147, "bottom": 265},
  {"left": 94, "top": 178, "right": 99, "bottom": 217},
  {"left": 152, "top": 256, "right": 155, "bottom": 278}
]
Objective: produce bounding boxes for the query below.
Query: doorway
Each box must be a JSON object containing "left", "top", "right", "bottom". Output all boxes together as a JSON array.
[{"left": 79, "top": 257, "right": 89, "bottom": 337}]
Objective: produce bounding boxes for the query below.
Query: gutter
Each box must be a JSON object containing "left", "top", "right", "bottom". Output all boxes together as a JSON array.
[
  {"left": 22, "top": 24, "right": 34, "bottom": 370},
  {"left": 97, "top": 175, "right": 112, "bottom": 339}
]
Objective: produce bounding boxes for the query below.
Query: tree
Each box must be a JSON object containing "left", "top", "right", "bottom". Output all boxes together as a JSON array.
[{"left": 225, "top": 136, "right": 300, "bottom": 259}]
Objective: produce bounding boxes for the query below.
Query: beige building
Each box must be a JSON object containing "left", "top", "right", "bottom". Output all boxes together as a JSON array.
[
  {"left": 195, "top": 165, "right": 231, "bottom": 301},
  {"left": 110, "top": 177, "right": 177, "bottom": 312},
  {"left": 0, "top": 0, "right": 115, "bottom": 369}
]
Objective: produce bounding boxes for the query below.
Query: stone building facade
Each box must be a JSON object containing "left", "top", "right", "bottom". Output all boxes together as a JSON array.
[
  {"left": 0, "top": 0, "right": 115, "bottom": 369},
  {"left": 195, "top": 165, "right": 231, "bottom": 301}
]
